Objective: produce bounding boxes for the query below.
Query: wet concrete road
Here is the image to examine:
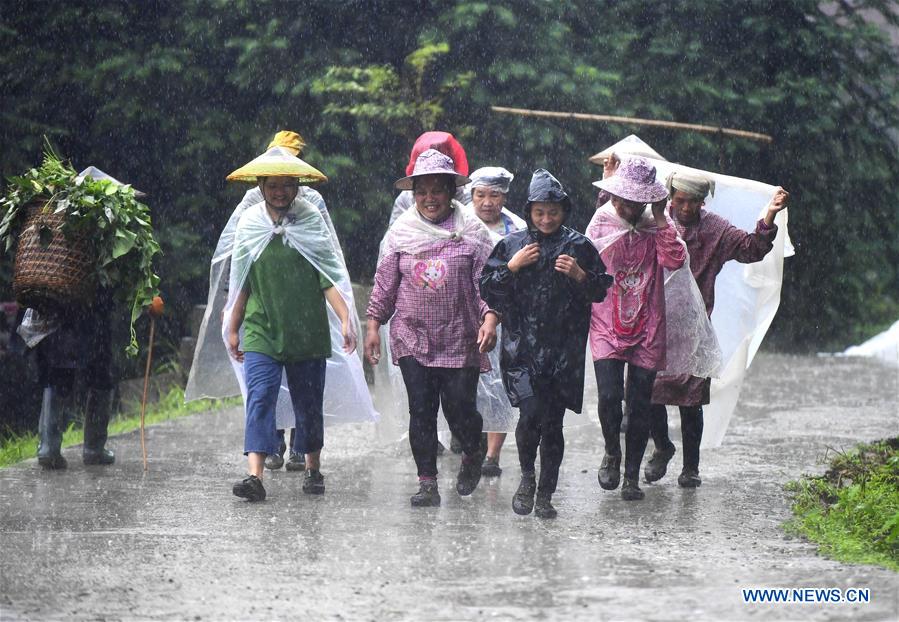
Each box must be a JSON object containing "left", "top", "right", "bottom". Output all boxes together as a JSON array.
[{"left": 1, "top": 353, "right": 897, "bottom": 621}]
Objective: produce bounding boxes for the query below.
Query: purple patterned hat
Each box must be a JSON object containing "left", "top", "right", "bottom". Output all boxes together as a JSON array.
[
  {"left": 394, "top": 148, "right": 471, "bottom": 190},
  {"left": 593, "top": 156, "right": 669, "bottom": 203}
]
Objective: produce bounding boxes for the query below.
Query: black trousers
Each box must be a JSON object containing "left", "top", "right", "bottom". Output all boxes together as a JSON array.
[
  {"left": 515, "top": 385, "right": 567, "bottom": 496},
  {"left": 594, "top": 359, "right": 657, "bottom": 481},
  {"left": 649, "top": 404, "right": 703, "bottom": 471},
  {"left": 399, "top": 357, "right": 482, "bottom": 478}
]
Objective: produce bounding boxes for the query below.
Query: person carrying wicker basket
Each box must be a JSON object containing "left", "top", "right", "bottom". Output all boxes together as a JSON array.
[{"left": 2, "top": 151, "right": 162, "bottom": 470}]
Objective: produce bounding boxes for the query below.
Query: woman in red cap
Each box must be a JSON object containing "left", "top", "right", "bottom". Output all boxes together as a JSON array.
[
  {"left": 366, "top": 149, "right": 498, "bottom": 507},
  {"left": 388, "top": 131, "right": 470, "bottom": 226}
]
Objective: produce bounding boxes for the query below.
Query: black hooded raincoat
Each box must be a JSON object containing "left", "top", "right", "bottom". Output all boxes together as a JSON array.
[{"left": 479, "top": 170, "right": 612, "bottom": 412}]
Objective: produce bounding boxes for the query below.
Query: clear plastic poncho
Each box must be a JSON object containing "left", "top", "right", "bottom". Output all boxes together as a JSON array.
[
  {"left": 459, "top": 202, "right": 523, "bottom": 432},
  {"left": 588, "top": 202, "right": 723, "bottom": 379},
  {"left": 185, "top": 192, "right": 376, "bottom": 429},
  {"left": 372, "top": 202, "right": 511, "bottom": 438}
]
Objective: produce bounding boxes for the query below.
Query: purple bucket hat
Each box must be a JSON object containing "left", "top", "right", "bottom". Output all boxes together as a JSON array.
[
  {"left": 593, "top": 156, "right": 669, "bottom": 203},
  {"left": 394, "top": 148, "right": 471, "bottom": 190}
]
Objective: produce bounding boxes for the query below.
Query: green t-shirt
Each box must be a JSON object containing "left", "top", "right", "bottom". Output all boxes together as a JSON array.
[{"left": 242, "top": 238, "right": 333, "bottom": 363}]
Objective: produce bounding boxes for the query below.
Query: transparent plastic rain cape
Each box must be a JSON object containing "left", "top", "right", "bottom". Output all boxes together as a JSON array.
[
  {"left": 373, "top": 202, "right": 514, "bottom": 436},
  {"left": 185, "top": 193, "right": 376, "bottom": 428},
  {"left": 587, "top": 202, "right": 722, "bottom": 379},
  {"left": 459, "top": 203, "right": 522, "bottom": 430}
]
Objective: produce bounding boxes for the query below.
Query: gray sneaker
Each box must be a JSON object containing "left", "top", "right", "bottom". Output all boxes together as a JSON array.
[
  {"left": 265, "top": 441, "right": 287, "bottom": 470},
  {"left": 285, "top": 452, "right": 306, "bottom": 472}
]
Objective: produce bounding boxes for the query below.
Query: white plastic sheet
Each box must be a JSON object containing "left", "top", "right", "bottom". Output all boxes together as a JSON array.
[
  {"left": 649, "top": 160, "right": 794, "bottom": 447},
  {"left": 842, "top": 319, "right": 899, "bottom": 367}
]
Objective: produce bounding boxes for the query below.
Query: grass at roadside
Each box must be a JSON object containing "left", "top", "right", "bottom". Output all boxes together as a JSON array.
[
  {"left": 0, "top": 387, "right": 239, "bottom": 468},
  {"left": 785, "top": 437, "right": 899, "bottom": 572}
]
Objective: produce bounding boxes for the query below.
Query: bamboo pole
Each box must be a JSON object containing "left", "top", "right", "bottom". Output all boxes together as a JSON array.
[
  {"left": 490, "top": 106, "right": 773, "bottom": 143},
  {"left": 139, "top": 316, "right": 156, "bottom": 471}
]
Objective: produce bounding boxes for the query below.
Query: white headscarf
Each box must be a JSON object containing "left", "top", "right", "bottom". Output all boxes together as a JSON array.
[
  {"left": 468, "top": 166, "right": 514, "bottom": 194},
  {"left": 380, "top": 200, "right": 494, "bottom": 262}
]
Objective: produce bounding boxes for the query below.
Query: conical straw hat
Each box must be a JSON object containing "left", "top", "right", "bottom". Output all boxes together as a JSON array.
[
  {"left": 588, "top": 134, "right": 667, "bottom": 165},
  {"left": 226, "top": 146, "right": 327, "bottom": 183}
]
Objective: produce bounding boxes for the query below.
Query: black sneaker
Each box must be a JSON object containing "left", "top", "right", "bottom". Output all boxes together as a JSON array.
[
  {"left": 481, "top": 455, "right": 502, "bottom": 477},
  {"left": 643, "top": 444, "right": 676, "bottom": 483},
  {"left": 285, "top": 452, "right": 306, "bottom": 472},
  {"left": 302, "top": 469, "right": 325, "bottom": 495},
  {"left": 678, "top": 467, "right": 702, "bottom": 488},
  {"left": 534, "top": 493, "right": 557, "bottom": 519},
  {"left": 233, "top": 475, "right": 266, "bottom": 502},
  {"left": 411, "top": 480, "right": 441, "bottom": 507},
  {"left": 512, "top": 473, "right": 536, "bottom": 515},
  {"left": 621, "top": 477, "right": 645, "bottom": 501},
  {"left": 265, "top": 441, "right": 287, "bottom": 470},
  {"left": 598, "top": 454, "right": 621, "bottom": 490},
  {"left": 456, "top": 452, "right": 483, "bottom": 496}
]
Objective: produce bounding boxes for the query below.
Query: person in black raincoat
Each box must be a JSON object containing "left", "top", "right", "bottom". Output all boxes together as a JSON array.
[{"left": 480, "top": 169, "right": 612, "bottom": 518}]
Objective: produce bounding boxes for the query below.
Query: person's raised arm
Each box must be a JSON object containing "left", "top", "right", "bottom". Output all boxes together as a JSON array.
[{"left": 763, "top": 187, "right": 789, "bottom": 228}]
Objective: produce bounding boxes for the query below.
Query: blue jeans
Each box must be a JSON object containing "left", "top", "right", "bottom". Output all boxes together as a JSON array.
[{"left": 243, "top": 352, "right": 326, "bottom": 456}]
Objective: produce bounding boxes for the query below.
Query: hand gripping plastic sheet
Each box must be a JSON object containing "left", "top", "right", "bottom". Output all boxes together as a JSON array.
[{"left": 185, "top": 193, "right": 376, "bottom": 429}]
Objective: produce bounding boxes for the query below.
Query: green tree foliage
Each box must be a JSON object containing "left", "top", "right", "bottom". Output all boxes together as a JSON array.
[{"left": 1, "top": 0, "right": 896, "bottom": 351}]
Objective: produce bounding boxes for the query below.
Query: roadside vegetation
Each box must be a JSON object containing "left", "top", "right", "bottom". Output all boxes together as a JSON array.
[
  {"left": 786, "top": 438, "right": 899, "bottom": 572},
  {"left": 0, "top": 387, "right": 237, "bottom": 468}
]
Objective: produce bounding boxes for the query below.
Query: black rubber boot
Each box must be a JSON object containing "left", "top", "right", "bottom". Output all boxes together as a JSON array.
[
  {"left": 512, "top": 472, "right": 536, "bottom": 515},
  {"left": 83, "top": 389, "right": 115, "bottom": 465},
  {"left": 597, "top": 454, "right": 621, "bottom": 490},
  {"left": 456, "top": 451, "right": 483, "bottom": 496},
  {"left": 410, "top": 480, "right": 441, "bottom": 507},
  {"left": 678, "top": 468, "right": 702, "bottom": 488},
  {"left": 621, "top": 477, "right": 645, "bottom": 501},
  {"left": 534, "top": 492, "right": 557, "bottom": 519},
  {"left": 643, "top": 444, "right": 676, "bottom": 483},
  {"left": 37, "top": 387, "right": 68, "bottom": 470}
]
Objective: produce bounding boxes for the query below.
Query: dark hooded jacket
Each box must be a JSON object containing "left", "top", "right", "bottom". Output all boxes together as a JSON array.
[{"left": 479, "top": 170, "right": 612, "bottom": 412}]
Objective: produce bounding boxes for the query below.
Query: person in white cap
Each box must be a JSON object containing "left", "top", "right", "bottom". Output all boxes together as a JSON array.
[
  {"left": 463, "top": 166, "right": 526, "bottom": 477},
  {"left": 645, "top": 171, "right": 789, "bottom": 488}
]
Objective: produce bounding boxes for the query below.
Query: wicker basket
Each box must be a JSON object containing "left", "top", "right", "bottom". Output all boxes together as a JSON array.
[{"left": 12, "top": 199, "right": 96, "bottom": 310}]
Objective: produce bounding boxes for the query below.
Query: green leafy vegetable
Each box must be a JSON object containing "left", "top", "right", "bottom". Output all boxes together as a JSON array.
[{"left": 0, "top": 141, "right": 161, "bottom": 356}]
